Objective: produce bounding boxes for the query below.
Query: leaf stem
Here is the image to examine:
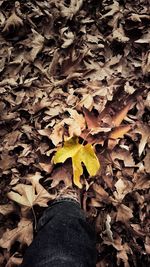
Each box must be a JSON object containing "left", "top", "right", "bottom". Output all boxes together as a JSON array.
[{"left": 31, "top": 207, "right": 37, "bottom": 231}]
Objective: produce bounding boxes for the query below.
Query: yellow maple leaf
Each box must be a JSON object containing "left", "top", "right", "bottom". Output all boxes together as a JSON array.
[{"left": 53, "top": 137, "right": 100, "bottom": 188}]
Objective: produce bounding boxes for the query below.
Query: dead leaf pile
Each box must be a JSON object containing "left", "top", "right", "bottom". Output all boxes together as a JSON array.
[{"left": 0, "top": 0, "right": 149, "bottom": 266}]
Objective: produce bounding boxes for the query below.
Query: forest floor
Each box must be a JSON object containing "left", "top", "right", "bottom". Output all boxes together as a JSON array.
[{"left": 0, "top": 0, "right": 150, "bottom": 266}]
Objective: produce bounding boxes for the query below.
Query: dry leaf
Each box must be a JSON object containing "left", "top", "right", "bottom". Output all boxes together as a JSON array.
[
  {"left": 61, "top": 27, "right": 75, "bottom": 48},
  {"left": 112, "top": 26, "right": 129, "bottom": 43},
  {"left": 114, "top": 178, "right": 133, "bottom": 201},
  {"left": 50, "top": 123, "right": 64, "bottom": 146},
  {"left": 48, "top": 166, "right": 72, "bottom": 188},
  {"left": 83, "top": 107, "right": 99, "bottom": 128},
  {"left": 93, "top": 183, "right": 109, "bottom": 200},
  {"left": 111, "top": 148, "right": 135, "bottom": 167},
  {"left": 105, "top": 214, "right": 114, "bottom": 242},
  {"left": 109, "top": 125, "right": 132, "bottom": 139},
  {"left": 116, "top": 204, "right": 133, "bottom": 222},
  {"left": 3, "top": 11, "right": 23, "bottom": 32},
  {"left": 7, "top": 176, "right": 54, "bottom": 209},
  {"left": 79, "top": 94, "right": 94, "bottom": 110},
  {"left": 117, "top": 244, "right": 131, "bottom": 267},
  {"left": 0, "top": 0, "right": 149, "bottom": 264},
  {"left": 28, "top": 29, "right": 44, "bottom": 62},
  {"left": 38, "top": 162, "right": 53, "bottom": 173},
  {"left": 133, "top": 174, "right": 150, "bottom": 190},
  {"left": 0, "top": 203, "right": 15, "bottom": 215},
  {"left": 135, "top": 123, "right": 150, "bottom": 156},
  {"left": 144, "top": 149, "right": 150, "bottom": 173},
  {"left": 0, "top": 153, "right": 16, "bottom": 171},
  {"left": 56, "top": 0, "right": 83, "bottom": 19},
  {"left": 112, "top": 102, "right": 133, "bottom": 127},
  {"left": 0, "top": 218, "right": 33, "bottom": 250},
  {"left": 6, "top": 253, "right": 23, "bottom": 267},
  {"left": 145, "top": 236, "right": 150, "bottom": 254}
]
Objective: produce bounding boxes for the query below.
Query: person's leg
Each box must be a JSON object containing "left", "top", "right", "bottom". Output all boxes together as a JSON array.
[{"left": 21, "top": 198, "right": 97, "bottom": 267}]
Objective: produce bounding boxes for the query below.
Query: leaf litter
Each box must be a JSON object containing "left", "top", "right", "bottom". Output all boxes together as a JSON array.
[{"left": 0, "top": 0, "right": 150, "bottom": 266}]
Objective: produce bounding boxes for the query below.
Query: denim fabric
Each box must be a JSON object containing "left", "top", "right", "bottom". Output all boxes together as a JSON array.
[{"left": 20, "top": 199, "right": 97, "bottom": 267}]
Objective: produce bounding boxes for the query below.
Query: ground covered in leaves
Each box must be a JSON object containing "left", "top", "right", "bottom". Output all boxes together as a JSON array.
[{"left": 0, "top": 0, "right": 150, "bottom": 266}]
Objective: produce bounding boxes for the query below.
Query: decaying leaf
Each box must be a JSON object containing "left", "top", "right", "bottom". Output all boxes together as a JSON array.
[{"left": 54, "top": 137, "right": 100, "bottom": 188}]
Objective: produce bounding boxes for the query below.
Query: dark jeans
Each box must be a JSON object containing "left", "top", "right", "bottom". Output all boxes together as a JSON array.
[{"left": 21, "top": 199, "right": 97, "bottom": 267}]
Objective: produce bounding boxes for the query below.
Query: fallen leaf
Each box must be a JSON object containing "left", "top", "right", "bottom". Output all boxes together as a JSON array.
[
  {"left": 56, "top": 0, "right": 83, "bottom": 19},
  {"left": 53, "top": 137, "right": 100, "bottom": 188},
  {"left": 135, "top": 123, "right": 150, "bottom": 156},
  {"left": 112, "top": 26, "right": 129, "bottom": 43},
  {"left": 114, "top": 178, "right": 133, "bottom": 201},
  {"left": 2, "top": 11, "right": 23, "bottom": 32},
  {"left": 48, "top": 166, "right": 72, "bottom": 188},
  {"left": 0, "top": 153, "right": 16, "bottom": 171},
  {"left": 133, "top": 173, "right": 150, "bottom": 190},
  {"left": 38, "top": 162, "right": 53, "bottom": 173},
  {"left": 124, "top": 81, "right": 136, "bottom": 95},
  {"left": 112, "top": 102, "right": 133, "bottom": 127},
  {"left": 38, "top": 128, "right": 52, "bottom": 138},
  {"left": 28, "top": 29, "right": 44, "bottom": 62},
  {"left": 144, "top": 149, "right": 150, "bottom": 173},
  {"left": 111, "top": 148, "right": 135, "bottom": 167},
  {"left": 145, "top": 236, "right": 150, "bottom": 254},
  {"left": 50, "top": 123, "right": 64, "bottom": 146},
  {"left": 79, "top": 94, "right": 94, "bottom": 110},
  {"left": 117, "top": 243, "right": 131, "bottom": 267},
  {"left": 67, "top": 108, "right": 85, "bottom": 130},
  {"left": 101, "top": 1, "right": 120, "bottom": 18},
  {"left": 83, "top": 107, "right": 99, "bottom": 128},
  {"left": 109, "top": 124, "right": 132, "bottom": 139},
  {"left": 7, "top": 174, "right": 54, "bottom": 209},
  {"left": 105, "top": 214, "right": 114, "bottom": 242},
  {"left": 135, "top": 32, "right": 150, "bottom": 44},
  {"left": 93, "top": 183, "right": 109, "bottom": 200},
  {"left": 116, "top": 204, "right": 133, "bottom": 223},
  {"left": 6, "top": 253, "right": 23, "bottom": 267},
  {"left": 61, "top": 27, "right": 75, "bottom": 48},
  {"left": 0, "top": 218, "right": 33, "bottom": 250},
  {"left": 0, "top": 203, "right": 15, "bottom": 215}
]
